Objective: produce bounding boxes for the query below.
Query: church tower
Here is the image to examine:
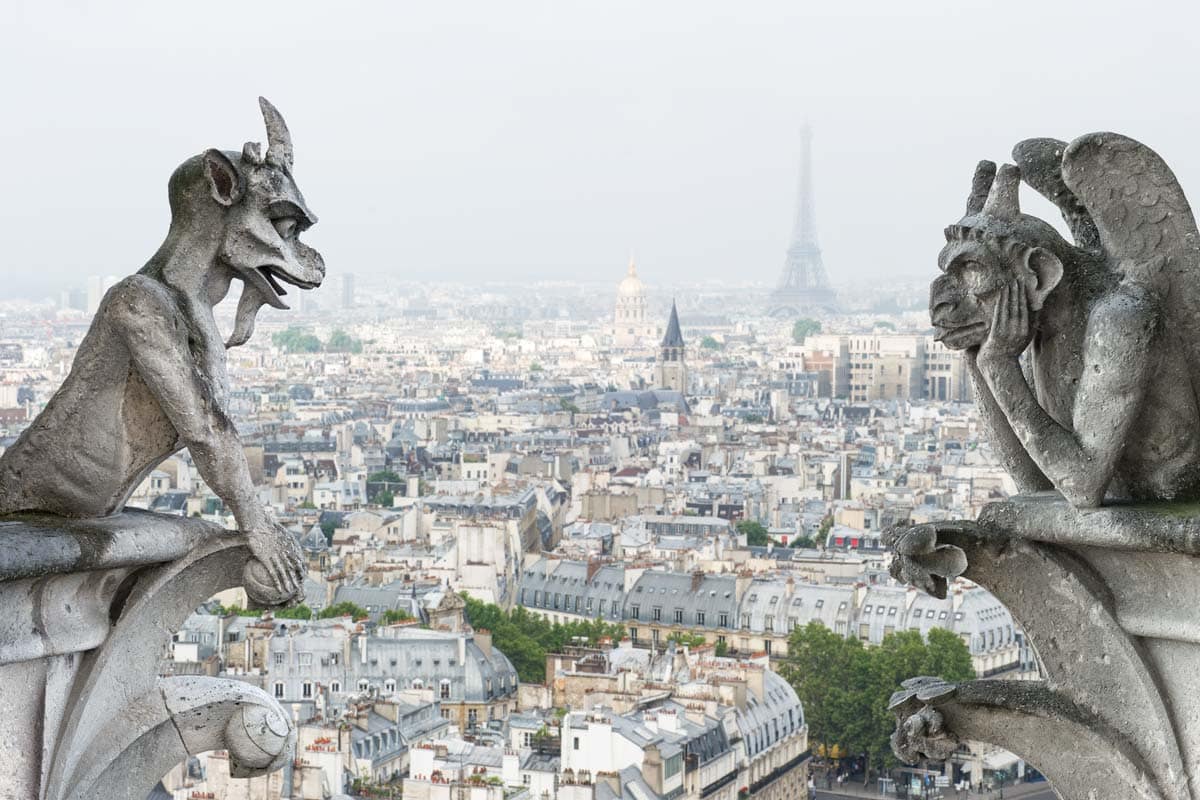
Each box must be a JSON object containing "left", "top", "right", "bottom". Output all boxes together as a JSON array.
[
  {"left": 613, "top": 256, "right": 655, "bottom": 347},
  {"left": 656, "top": 301, "right": 687, "bottom": 393}
]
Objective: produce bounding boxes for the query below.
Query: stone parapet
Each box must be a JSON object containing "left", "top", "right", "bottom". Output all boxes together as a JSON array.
[{"left": 0, "top": 511, "right": 293, "bottom": 800}]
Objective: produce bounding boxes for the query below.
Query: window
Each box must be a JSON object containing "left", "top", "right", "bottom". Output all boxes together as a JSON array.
[
  {"left": 876, "top": 606, "right": 884, "bottom": 616},
  {"left": 440, "top": 680, "right": 451, "bottom": 700},
  {"left": 815, "top": 599, "right": 824, "bottom": 609},
  {"left": 273, "top": 652, "right": 285, "bottom": 667},
  {"left": 358, "top": 679, "right": 369, "bottom": 691},
  {"left": 864, "top": 605, "right": 872, "bottom": 614},
  {"left": 302, "top": 682, "right": 312, "bottom": 698},
  {"left": 273, "top": 682, "right": 284, "bottom": 698},
  {"left": 385, "top": 680, "right": 396, "bottom": 692},
  {"left": 573, "top": 737, "right": 580, "bottom": 751},
  {"left": 330, "top": 652, "right": 339, "bottom": 665},
  {"left": 652, "top": 607, "right": 662, "bottom": 621},
  {"left": 586, "top": 598, "right": 593, "bottom": 614},
  {"left": 696, "top": 611, "right": 706, "bottom": 626},
  {"left": 764, "top": 639, "right": 772, "bottom": 656},
  {"left": 674, "top": 608, "right": 683, "bottom": 624},
  {"left": 888, "top": 607, "right": 897, "bottom": 616},
  {"left": 630, "top": 627, "right": 639, "bottom": 642},
  {"left": 632, "top": 605, "right": 640, "bottom": 620},
  {"left": 927, "top": 609, "right": 935, "bottom": 619},
  {"left": 523, "top": 775, "right": 531, "bottom": 786},
  {"left": 718, "top": 613, "right": 729, "bottom": 627},
  {"left": 938, "top": 611, "right": 948, "bottom": 620},
  {"left": 765, "top": 615, "right": 774, "bottom": 631}
]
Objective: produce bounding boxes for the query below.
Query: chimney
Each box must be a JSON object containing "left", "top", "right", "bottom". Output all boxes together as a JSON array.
[
  {"left": 746, "top": 666, "right": 765, "bottom": 702},
  {"left": 642, "top": 744, "right": 664, "bottom": 794},
  {"left": 690, "top": 570, "right": 704, "bottom": 593},
  {"left": 586, "top": 559, "right": 602, "bottom": 583},
  {"left": 475, "top": 629, "right": 493, "bottom": 659},
  {"left": 598, "top": 772, "right": 621, "bottom": 795}
]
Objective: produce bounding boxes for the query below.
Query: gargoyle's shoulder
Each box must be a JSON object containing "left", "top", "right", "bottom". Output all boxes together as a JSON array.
[{"left": 102, "top": 275, "right": 180, "bottom": 328}]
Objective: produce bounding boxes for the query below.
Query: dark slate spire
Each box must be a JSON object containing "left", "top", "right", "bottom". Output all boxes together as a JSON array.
[{"left": 661, "top": 300, "right": 684, "bottom": 348}]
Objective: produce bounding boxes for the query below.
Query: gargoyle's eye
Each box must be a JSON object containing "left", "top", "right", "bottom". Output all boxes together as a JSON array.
[{"left": 272, "top": 217, "right": 298, "bottom": 239}]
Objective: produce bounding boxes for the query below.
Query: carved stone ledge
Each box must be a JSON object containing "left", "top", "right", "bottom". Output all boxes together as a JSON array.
[
  {"left": 0, "top": 511, "right": 294, "bottom": 800},
  {"left": 889, "top": 494, "right": 1200, "bottom": 800}
]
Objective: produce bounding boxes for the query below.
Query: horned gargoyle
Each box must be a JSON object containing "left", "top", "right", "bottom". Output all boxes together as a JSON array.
[
  {"left": 0, "top": 98, "right": 322, "bottom": 605},
  {"left": 884, "top": 135, "right": 1200, "bottom": 798}
]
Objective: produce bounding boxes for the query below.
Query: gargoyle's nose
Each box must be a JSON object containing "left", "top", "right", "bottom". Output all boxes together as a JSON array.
[{"left": 930, "top": 301, "right": 957, "bottom": 325}]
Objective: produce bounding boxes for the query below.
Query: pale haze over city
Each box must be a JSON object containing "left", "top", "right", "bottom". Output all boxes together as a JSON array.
[
  {"left": 0, "top": 2, "right": 1196, "bottom": 800},
  {"left": 1, "top": 0, "right": 1194, "bottom": 295}
]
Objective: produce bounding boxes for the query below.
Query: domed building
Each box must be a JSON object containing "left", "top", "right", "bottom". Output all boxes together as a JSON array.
[{"left": 613, "top": 256, "right": 659, "bottom": 347}]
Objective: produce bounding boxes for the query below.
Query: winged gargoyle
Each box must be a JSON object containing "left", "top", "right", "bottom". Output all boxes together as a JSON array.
[{"left": 0, "top": 98, "right": 322, "bottom": 605}]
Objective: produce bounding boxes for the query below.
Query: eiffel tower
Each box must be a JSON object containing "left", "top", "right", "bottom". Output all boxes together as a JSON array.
[{"left": 770, "top": 124, "right": 836, "bottom": 316}]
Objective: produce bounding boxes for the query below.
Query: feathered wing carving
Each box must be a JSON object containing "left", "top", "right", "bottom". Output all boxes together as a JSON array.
[
  {"left": 1063, "top": 132, "right": 1200, "bottom": 406},
  {"left": 1062, "top": 132, "right": 1200, "bottom": 273}
]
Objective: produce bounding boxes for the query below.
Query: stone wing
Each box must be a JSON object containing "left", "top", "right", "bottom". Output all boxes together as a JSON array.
[{"left": 1061, "top": 132, "right": 1200, "bottom": 273}]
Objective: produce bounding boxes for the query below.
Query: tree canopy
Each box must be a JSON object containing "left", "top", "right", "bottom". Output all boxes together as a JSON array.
[
  {"left": 700, "top": 336, "right": 723, "bottom": 350},
  {"left": 325, "top": 329, "right": 364, "bottom": 353},
  {"left": 781, "top": 622, "right": 975, "bottom": 783},
  {"left": 792, "top": 318, "right": 822, "bottom": 344},
  {"left": 275, "top": 604, "right": 313, "bottom": 620},
  {"left": 737, "top": 520, "right": 771, "bottom": 547},
  {"left": 273, "top": 327, "right": 322, "bottom": 353},
  {"left": 463, "top": 595, "right": 626, "bottom": 683}
]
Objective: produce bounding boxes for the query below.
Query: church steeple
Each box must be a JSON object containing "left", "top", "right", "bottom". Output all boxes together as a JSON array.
[
  {"left": 656, "top": 300, "right": 687, "bottom": 393},
  {"left": 661, "top": 300, "right": 684, "bottom": 348}
]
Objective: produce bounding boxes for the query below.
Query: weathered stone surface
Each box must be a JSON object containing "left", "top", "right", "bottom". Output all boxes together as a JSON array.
[
  {"left": 889, "top": 132, "right": 1200, "bottom": 799},
  {"left": 0, "top": 98, "right": 320, "bottom": 607}
]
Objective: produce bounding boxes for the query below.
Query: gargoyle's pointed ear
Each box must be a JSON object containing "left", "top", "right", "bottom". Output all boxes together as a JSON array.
[
  {"left": 203, "top": 148, "right": 244, "bottom": 206},
  {"left": 1025, "top": 247, "right": 1064, "bottom": 311}
]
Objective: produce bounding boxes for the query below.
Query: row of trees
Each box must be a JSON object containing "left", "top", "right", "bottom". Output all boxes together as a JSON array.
[
  {"left": 781, "top": 621, "right": 975, "bottom": 783},
  {"left": 272, "top": 327, "right": 364, "bottom": 354},
  {"left": 462, "top": 595, "right": 626, "bottom": 683}
]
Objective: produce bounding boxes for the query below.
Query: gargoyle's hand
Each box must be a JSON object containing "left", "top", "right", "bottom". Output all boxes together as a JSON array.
[
  {"left": 979, "top": 280, "right": 1032, "bottom": 364},
  {"left": 245, "top": 521, "right": 305, "bottom": 606},
  {"left": 882, "top": 522, "right": 971, "bottom": 599}
]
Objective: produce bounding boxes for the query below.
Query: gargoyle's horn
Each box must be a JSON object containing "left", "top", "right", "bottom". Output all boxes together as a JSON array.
[
  {"left": 259, "top": 97, "right": 293, "bottom": 170},
  {"left": 965, "top": 160, "right": 997, "bottom": 216},
  {"left": 982, "top": 163, "right": 1021, "bottom": 219}
]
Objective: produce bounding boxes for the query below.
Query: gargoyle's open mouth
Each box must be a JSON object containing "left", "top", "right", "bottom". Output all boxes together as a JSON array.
[{"left": 258, "top": 265, "right": 320, "bottom": 296}]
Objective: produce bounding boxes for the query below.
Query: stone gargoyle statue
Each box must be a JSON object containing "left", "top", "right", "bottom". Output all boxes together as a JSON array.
[
  {"left": 885, "top": 135, "right": 1200, "bottom": 800},
  {"left": 0, "top": 97, "right": 321, "bottom": 607}
]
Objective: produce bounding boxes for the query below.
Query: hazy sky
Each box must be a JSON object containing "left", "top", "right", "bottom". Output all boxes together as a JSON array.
[{"left": 2, "top": 0, "right": 1197, "bottom": 297}]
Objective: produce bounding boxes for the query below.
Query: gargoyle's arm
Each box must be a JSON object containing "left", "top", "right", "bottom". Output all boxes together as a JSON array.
[
  {"left": 978, "top": 285, "right": 1159, "bottom": 507},
  {"left": 965, "top": 352, "right": 1053, "bottom": 494},
  {"left": 106, "top": 278, "right": 268, "bottom": 533}
]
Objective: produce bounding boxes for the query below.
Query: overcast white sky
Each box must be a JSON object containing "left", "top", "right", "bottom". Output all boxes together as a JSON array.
[{"left": 1, "top": 0, "right": 1197, "bottom": 297}]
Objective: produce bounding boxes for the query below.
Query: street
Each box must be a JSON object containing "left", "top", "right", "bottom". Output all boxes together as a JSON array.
[{"left": 814, "top": 787, "right": 1058, "bottom": 800}]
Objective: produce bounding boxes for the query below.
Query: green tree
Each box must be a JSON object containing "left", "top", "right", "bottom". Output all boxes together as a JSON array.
[
  {"left": 700, "top": 336, "right": 722, "bottom": 350},
  {"left": 782, "top": 622, "right": 975, "bottom": 785},
  {"left": 375, "top": 490, "right": 394, "bottom": 506},
  {"left": 788, "top": 534, "right": 817, "bottom": 549},
  {"left": 318, "top": 602, "right": 370, "bottom": 621},
  {"left": 529, "top": 362, "right": 543, "bottom": 372},
  {"left": 381, "top": 609, "right": 413, "bottom": 624},
  {"left": 325, "top": 329, "right": 363, "bottom": 353},
  {"left": 275, "top": 604, "right": 313, "bottom": 620},
  {"left": 875, "top": 320, "right": 897, "bottom": 331},
  {"left": 791, "top": 318, "right": 822, "bottom": 344},
  {"left": 217, "top": 604, "right": 252, "bottom": 617},
  {"left": 368, "top": 470, "right": 403, "bottom": 483},
  {"left": 667, "top": 631, "right": 707, "bottom": 648},
  {"left": 461, "top": 595, "right": 625, "bottom": 683},
  {"left": 319, "top": 518, "right": 337, "bottom": 545},
  {"left": 273, "top": 327, "right": 322, "bottom": 353},
  {"left": 714, "top": 639, "right": 729, "bottom": 657},
  {"left": 559, "top": 398, "right": 581, "bottom": 414},
  {"left": 737, "top": 520, "right": 771, "bottom": 547}
]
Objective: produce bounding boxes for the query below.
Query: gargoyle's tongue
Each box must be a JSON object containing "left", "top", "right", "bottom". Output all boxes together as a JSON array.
[{"left": 226, "top": 284, "right": 272, "bottom": 348}]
